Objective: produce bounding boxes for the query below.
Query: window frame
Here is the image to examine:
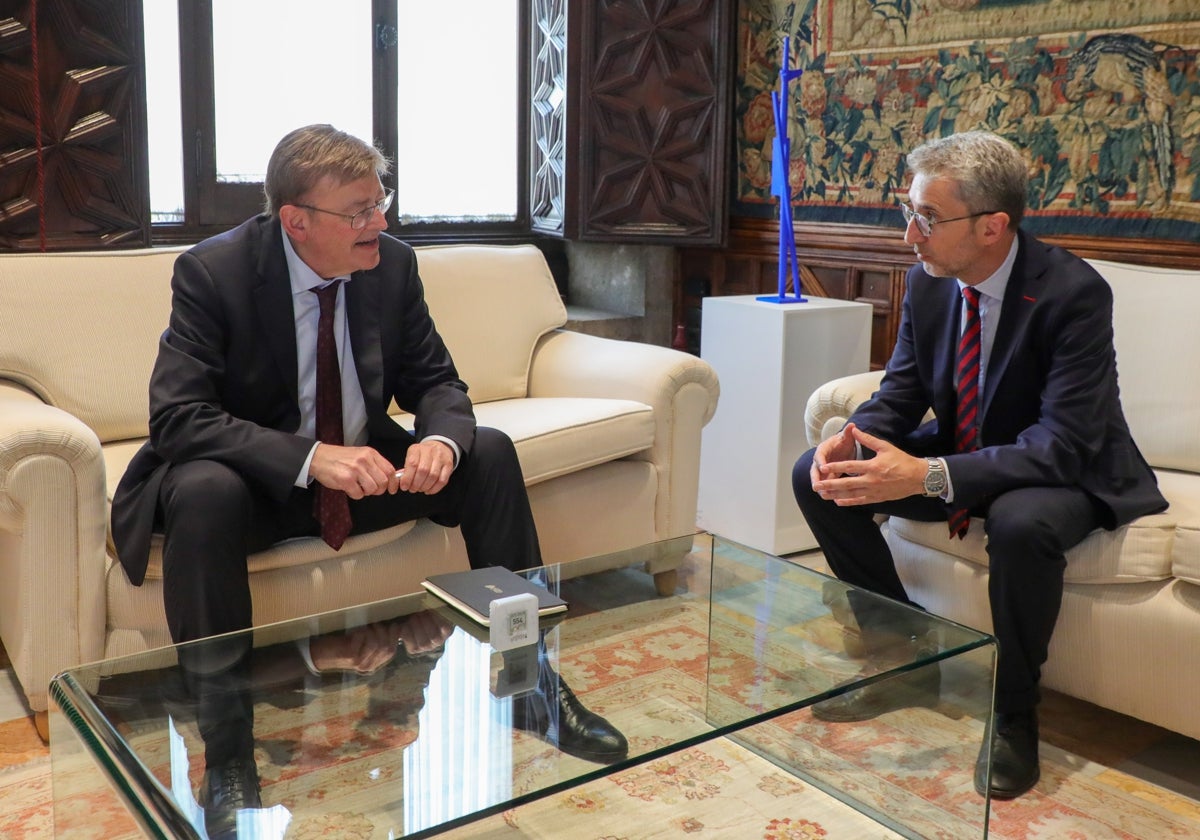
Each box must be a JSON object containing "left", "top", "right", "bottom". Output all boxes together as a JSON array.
[{"left": 157, "top": 0, "right": 533, "bottom": 246}]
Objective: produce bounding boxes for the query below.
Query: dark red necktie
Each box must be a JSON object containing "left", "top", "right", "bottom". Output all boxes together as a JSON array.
[
  {"left": 312, "top": 281, "right": 352, "bottom": 549},
  {"left": 948, "top": 286, "right": 981, "bottom": 539}
]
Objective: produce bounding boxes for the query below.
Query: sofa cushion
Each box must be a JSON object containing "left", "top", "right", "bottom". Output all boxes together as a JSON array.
[
  {"left": 1156, "top": 469, "right": 1200, "bottom": 584},
  {"left": 0, "top": 248, "right": 185, "bottom": 443},
  {"left": 104, "top": 395, "right": 654, "bottom": 563},
  {"left": 393, "top": 398, "right": 656, "bottom": 485},
  {"left": 414, "top": 244, "right": 567, "bottom": 405},
  {"left": 102, "top": 440, "right": 416, "bottom": 579},
  {"left": 1088, "top": 259, "right": 1200, "bottom": 473},
  {"left": 472, "top": 397, "right": 655, "bottom": 484},
  {"left": 888, "top": 503, "right": 1176, "bottom": 585}
]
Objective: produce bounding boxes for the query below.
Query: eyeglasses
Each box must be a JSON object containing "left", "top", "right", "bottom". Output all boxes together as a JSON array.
[
  {"left": 900, "top": 202, "right": 998, "bottom": 237},
  {"left": 294, "top": 189, "right": 395, "bottom": 230}
]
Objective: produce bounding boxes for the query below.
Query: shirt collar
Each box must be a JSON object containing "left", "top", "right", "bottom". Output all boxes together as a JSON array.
[
  {"left": 958, "top": 236, "right": 1019, "bottom": 302},
  {"left": 281, "top": 228, "right": 350, "bottom": 295}
]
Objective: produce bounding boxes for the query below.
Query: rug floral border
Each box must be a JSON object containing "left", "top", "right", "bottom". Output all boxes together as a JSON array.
[{"left": 735, "top": 1, "right": 1200, "bottom": 241}]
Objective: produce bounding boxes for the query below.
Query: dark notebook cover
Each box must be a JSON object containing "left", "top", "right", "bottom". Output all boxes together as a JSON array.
[{"left": 422, "top": 566, "right": 567, "bottom": 626}]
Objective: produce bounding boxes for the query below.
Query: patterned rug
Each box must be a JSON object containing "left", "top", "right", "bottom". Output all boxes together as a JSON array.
[{"left": 6, "top": 590, "right": 1200, "bottom": 839}]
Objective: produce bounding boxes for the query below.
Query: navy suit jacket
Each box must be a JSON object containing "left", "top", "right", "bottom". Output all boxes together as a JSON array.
[
  {"left": 111, "top": 215, "right": 475, "bottom": 585},
  {"left": 850, "top": 230, "right": 1165, "bottom": 528}
]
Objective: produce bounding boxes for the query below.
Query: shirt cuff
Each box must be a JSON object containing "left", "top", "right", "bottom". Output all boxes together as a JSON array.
[
  {"left": 297, "top": 441, "right": 320, "bottom": 488},
  {"left": 938, "top": 456, "right": 955, "bottom": 503}
]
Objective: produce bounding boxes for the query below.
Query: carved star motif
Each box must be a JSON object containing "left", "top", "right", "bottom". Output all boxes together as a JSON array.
[
  {"left": 0, "top": 0, "right": 141, "bottom": 243},
  {"left": 594, "top": 0, "right": 713, "bottom": 90},
  {"left": 583, "top": 0, "right": 718, "bottom": 233}
]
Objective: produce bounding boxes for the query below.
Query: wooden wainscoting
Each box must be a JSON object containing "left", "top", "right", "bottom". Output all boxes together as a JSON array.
[{"left": 676, "top": 218, "right": 1200, "bottom": 368}]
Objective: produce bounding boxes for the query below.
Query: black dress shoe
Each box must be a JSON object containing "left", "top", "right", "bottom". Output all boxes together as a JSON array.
[
  {"left": 975, "top": 710, "right": 1040, "bottom": 799},
  {"left": 199, "top": 755, "right": 262, "bottom": 839},
  {"left": 514, "top": 676, "right": 629, "bottom": 763},
  {"left": 811, "top": 663, "right": 941, "bottom": 723}
]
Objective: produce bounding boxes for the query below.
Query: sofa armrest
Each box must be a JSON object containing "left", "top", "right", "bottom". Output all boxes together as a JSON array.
[
  {"left": 804, "top": 370, "right": 886, "bottom": 447},
  {"left": 527, "top": 330, "right": 720, "bottom": 538},
  {"left": 0, "top": 383, "right": 108, "bottom": 713}
]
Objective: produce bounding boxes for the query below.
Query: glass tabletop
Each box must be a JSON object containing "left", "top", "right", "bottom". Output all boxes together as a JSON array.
[{"left": 50, "top": 534, "right": 996, "bottom": 839}]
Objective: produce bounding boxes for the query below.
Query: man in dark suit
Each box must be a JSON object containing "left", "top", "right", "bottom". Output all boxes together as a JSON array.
[
  {"left": 792, "top": 131, "right": 1166, "bottom": 799},
  {"left": 111, "top": 125, "right": 625, "bottom": 836}
]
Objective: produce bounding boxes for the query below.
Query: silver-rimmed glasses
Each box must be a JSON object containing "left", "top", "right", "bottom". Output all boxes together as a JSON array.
[
  {"left": 295, "top": 189, "right": 395, "bottom": 230},
  {"left": 900, "top": 202, "right": 998, "bottom": 237}
]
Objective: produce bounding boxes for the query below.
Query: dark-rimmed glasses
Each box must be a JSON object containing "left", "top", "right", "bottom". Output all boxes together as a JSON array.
[
  {"left": 294, "top": 189, "right": 395, "bottom": 230},
  {"left": 900, "top": 202, "right": 998, "bottom": 237}
]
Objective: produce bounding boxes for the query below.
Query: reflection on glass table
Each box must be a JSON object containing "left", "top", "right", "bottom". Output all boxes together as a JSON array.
[{"left": 50, "top": 534, "right": 996, "bottom": 839}]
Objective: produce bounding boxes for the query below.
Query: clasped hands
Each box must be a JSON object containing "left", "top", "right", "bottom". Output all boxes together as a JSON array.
[
  {"left": 810, "top": 422, "right": 928, "bottom": 506},
  {"left": 309, "top": 438, "right": 453, "bottom": 499}
]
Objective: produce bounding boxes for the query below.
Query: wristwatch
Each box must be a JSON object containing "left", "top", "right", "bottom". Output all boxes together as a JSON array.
[{"left": 923, "top": 458, "right": 947, "bottom": 497}]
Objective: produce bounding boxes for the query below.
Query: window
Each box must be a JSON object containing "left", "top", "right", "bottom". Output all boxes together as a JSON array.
[
  {"left": 146, "top": 1, "right": 526, "bottom": 237},
  {"left": 394, "top": 2, "right": 519, "bottom": 222},
  {"left": 144, "top": 0, "right": 184, "bottom": 223}
]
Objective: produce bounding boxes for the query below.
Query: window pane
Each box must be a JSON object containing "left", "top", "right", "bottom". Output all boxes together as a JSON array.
[
  {"left": 395, "top": 1, "right": 518, "bottom": 221},
  {"left": 144, "top": 1, "right": 183, "bottom": 223},
  {"left": 211, "top": 1, "right": 373, "bottom": 183}
]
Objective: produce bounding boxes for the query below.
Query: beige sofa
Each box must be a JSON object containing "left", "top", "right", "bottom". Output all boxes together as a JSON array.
[
  {"left": 0, "top": 243, "right": 719, "bottom": 733},
  {"left": 804, "top": 258, "right": 1200, "bottom": 741}
]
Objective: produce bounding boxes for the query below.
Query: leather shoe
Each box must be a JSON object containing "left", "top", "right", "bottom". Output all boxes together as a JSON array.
[
  {"left": 199, "top": 755, "right": 262, "bottom": 840},
  {"left": 514, "top": 676, "right": 629, "bottom": 763},
  {"left": 812, "top": 663, "right": 941, "bottom": 723},
  {"left": 975, "top": 710, "right": 1040, "bottom": 799}
]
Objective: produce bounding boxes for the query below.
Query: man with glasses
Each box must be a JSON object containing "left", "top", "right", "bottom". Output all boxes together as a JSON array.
[
  {"left": 112, "top": 125, "right": 626, "bottom": 836},
  {"left": 792, "top": 131, "right": 1165, "bottom": 799}
]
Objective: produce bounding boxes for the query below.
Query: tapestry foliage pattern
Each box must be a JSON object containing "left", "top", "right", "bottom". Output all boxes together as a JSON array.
[{"left": 736, "top": 0, "right": 1200, "bottom": 240}]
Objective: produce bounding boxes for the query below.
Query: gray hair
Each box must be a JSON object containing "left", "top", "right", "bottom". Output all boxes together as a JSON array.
[
  {"left": 263, "top": 124, "right": 390, "bottom": 217},
  {"left": 906, "top": 131, "right": 1027, "bottom": 229}
]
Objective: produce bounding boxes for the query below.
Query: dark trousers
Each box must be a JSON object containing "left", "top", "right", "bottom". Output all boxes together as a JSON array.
[
  {"left": 792, "top": 447, "right": 1102, "bottom": 714},
  {"left": 159, "top": 427, "right": 540, "bottom": 645}
]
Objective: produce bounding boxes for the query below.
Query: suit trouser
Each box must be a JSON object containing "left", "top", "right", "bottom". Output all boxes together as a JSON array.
[
  {"left": 792, "top": 447, "right": 1102, "bottom": 715},
  {"left": 158, "top": 426, "right": 540, "bottom": 645}
]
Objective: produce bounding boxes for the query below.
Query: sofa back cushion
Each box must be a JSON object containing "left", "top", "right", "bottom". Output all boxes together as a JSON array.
[
  {"left": 0, "top": 247, "right": 185, "bottom": 443},
  {"left": 1088, "top": 259, "right": 1200, "bottom": 473},
  {"left": 0, "top": 243, "right": 565, "bottom": 442},
  {"left": 414, "top": 244, "right": 567, "bottom": 404}
]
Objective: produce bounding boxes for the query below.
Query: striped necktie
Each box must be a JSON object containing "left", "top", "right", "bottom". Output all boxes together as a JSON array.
[{"left": 948, "top": 285, "right": 981, "bottom": 539}]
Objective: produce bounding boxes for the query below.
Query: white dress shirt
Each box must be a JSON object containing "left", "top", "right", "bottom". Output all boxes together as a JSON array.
[
  {"left": 283, "top": 233, "right": 370, "bottom": 487},
  {"left": 282, "top": 233, "right": 459, "bottom": 487},
  {"left": 939, "top": 236, "right": 1019, "bottom": 501}
]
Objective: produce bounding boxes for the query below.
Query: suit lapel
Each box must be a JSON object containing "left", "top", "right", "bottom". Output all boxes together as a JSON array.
[
  {"left": 932, "top": 278, "right": 962, "bottom": 406},
  {"left": 252, "top": 218, "right": 301, "bottom": 408},
  {"left": 346, "top": 270, "right": 384, "bottom": 417},
  {"left": 980, "top": 231, "right": 1046, "bottom": 424}
]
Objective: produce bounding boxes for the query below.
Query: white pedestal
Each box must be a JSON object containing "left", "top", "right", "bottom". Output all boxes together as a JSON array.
[{"left": 697, "top": 295, "right": 873, "bottom": 555}]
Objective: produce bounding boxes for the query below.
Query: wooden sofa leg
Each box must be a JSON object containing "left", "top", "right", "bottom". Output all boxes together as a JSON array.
[
  {"left": 34, "top": 710, "right": 49, "bottom": 743},
  {"left": 653, "top": 568, "right": 678, "bottom": 596}
]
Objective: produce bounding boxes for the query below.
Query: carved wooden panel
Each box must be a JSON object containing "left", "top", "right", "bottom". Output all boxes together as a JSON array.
[
  {"left": 678, "top": 219, "right": 914, "bottom": 368},
  {"left": 0, "top": 0, "right": 147, "bottom": 250},
  {"left": 532, "top": 0, "right": 733, "bottom": 244}
]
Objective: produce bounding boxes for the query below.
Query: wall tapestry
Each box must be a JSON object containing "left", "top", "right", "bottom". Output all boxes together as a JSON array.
[{"left": 735, "top": 0, "right": 1200, "bottom": 240}]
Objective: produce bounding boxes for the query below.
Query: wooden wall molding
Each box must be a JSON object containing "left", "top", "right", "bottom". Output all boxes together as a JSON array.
[{"left": 676, "top": 217, "right": 1200, "bottom": 367}]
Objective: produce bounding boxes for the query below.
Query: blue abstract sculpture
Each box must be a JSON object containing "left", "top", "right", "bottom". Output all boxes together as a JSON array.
[{"left": 757, "top": 36, "right": 806, "bottom": 305}]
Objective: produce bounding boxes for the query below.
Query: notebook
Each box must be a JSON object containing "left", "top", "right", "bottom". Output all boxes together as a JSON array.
[{"left": 421, "top": 566, "right": 567, "bottom": 626}]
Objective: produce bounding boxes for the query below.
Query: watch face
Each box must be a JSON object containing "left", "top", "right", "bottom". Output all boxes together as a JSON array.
[{"left": 925, "top": 462, "right": 946, "bottom": 495}]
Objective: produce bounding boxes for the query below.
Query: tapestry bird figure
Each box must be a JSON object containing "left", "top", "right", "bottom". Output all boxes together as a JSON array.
[{"left": 1066, "top": 33, "right": 1176, "bottom": 201}]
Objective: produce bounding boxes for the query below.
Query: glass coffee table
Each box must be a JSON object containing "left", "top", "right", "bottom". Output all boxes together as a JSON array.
[{"left": 50, "top": 535, "right": 996, "bottom": 838}]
